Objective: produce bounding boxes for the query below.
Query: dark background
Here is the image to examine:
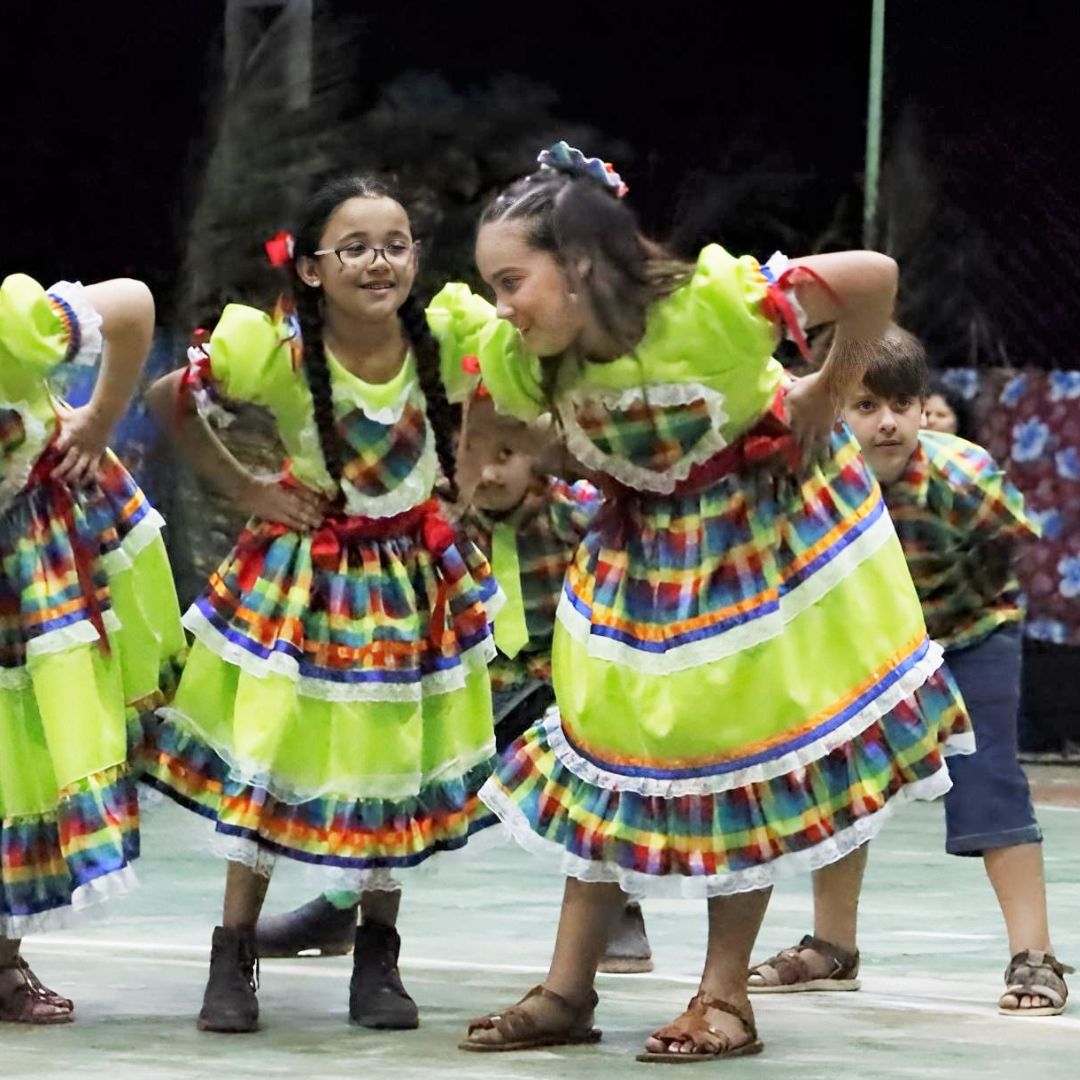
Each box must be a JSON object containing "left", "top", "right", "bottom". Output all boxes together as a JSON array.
[{"left": 1, "top": 1, "right": 1076, "bottom": 363}]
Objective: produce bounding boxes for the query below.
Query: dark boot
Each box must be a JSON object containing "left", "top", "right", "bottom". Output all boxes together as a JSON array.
[
  {"left": 348, "top": 921, "right": 419, "bottom": 1029},
  {"left": 197, "top": 926, "right": 259, "bottom": 1033},
  {"left": 597, "top": 901, "right": 654, "bottom": 974},
  {"left": 256, "top": 895, "right": 358, "bottom": 958}
]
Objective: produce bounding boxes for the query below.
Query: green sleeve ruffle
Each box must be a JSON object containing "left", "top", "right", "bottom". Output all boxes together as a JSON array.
[
  {"left": 1, "top": 274, "right": 91, "bottom": 382},
  {"left": 208, "top": 303, "right": 304, "bottom": 411},
  {"left": 427, "top": 283, "right": 547, "bottom": 420}
]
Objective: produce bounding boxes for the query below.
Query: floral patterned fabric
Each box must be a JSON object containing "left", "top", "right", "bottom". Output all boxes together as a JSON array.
[{"left": 943, "top": 368, "right": 1080, "bottom": 646}]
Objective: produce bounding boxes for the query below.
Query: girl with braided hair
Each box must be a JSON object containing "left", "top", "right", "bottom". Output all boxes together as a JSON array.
[
  {"left": 435, "top": 143, "right": 973, "bottom": 1061},
  {"left": 141, "top": 175, "right": 503, "bottom": 1034}
]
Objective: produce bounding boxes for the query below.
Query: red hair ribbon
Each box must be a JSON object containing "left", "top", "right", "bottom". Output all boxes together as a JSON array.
[
  {"left": 264, "top": 230, "right": 296, "bottom": 267},
  {"left": 760, "top": 265, "right": 842, "bottom": 362},
  {"left": 176, "top": 327, "right": 213, "bottom": 426},
  {"left": 462, "top": 354, "right": 490, "bottom": 399}
]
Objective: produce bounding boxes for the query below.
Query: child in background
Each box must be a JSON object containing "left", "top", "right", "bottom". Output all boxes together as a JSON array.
[
  {"left": 748, "top": 326, "right": 1070, "bottom": 1017},
  {"left": 922, "top": 377, "right": 973, "bottom": 439},
  {"left": 257, "top": 375, "right": 654, "bottom": 972},
  {"left": 1, "top": 273, "right": 185, "bottom": 1023}
]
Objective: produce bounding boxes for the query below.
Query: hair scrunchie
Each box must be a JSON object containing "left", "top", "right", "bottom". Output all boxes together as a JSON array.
[{"left": 536, "top": 141, "right": 629, "bottom": 198}]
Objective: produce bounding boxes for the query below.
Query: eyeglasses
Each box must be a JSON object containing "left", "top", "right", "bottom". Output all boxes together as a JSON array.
[{"left": 312, "top": 240, "right": 418, "bottom": 268}]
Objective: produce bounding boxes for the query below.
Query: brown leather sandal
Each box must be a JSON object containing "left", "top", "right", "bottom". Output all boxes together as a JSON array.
[
  {"left": 999, "top": 950, "right": 1073, "bottom": 1017},
  {"left": 459, "top": 984, "right": 601, "bottom": 1052},
  {"left": 747, "top": 933, "right": 860, "bottom": 993},
  {"left": 637, "top": 994, "right": 763, "bottom": 1064},
  {"left": 0, "top": 958, "right": 75, "bottom": 1024}
]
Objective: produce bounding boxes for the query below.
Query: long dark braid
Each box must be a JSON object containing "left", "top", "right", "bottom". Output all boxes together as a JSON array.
[
  {"left": 293, "top": 281, "right": 348, "bottom": 481},
  {"left": 290, "top": 174, "right": 397, "bottom": 482},
  {"left": 399, "top": 293, "right": 459, "bottom": 499}
]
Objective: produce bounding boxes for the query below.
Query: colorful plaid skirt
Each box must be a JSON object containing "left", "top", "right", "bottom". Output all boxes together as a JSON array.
[
  {"left": 0, "top": 450, "right": 186, "bottom": 934},
  {"left": 481, "top": 420, "right": 973, "bottom": 896},
  {"left": 139, "top": 498, "right": 504, "bottom": 886}
]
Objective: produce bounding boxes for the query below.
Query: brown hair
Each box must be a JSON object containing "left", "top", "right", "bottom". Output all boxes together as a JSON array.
[
  {"left": 480, "top": 168, "right": 692, "bottom": 361},
  {"left": 861, "top": 324, "right": 930, "bottom": 400}
]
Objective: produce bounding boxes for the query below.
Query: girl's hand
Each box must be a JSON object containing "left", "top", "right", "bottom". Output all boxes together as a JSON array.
[
  {"left": 237, "top": 476, "right": 328, "bottom": 531},
  {"left": 53, "top": 404, "right": 111, "bottom": 486},
  {"left": 785, "top": 372, "right": 836, "bottom": 471}
]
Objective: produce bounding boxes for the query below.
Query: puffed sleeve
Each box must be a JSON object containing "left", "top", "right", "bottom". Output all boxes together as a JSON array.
[
  {"left": 0, "top": 274, "right": 103, "bottom": 377},
  {"left": 426, "top": 282, "right": 547, "bottom": 420},
  {"left": 632, "top": 245, "right": 777, "bottom": 386},
  {"left": 199, "top": 302, "right": 305, "bottom": 412}
]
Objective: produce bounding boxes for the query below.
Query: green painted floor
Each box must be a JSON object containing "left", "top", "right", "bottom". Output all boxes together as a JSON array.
[{"left": 5, "top": 796, "right": 1079, "bottom": 1079}]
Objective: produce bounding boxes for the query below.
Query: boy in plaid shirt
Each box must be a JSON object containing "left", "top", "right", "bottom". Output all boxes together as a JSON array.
[
  {"left": 256, "top": 391, "right": 654, "bottom": 971},
  {"left": 746, "top": 326, "right": 1070, "bottom": 1017}
]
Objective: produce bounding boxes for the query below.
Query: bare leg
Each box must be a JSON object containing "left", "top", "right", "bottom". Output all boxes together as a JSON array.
[
  {"left": 0, "top": 938, "right": 18, "bottom": 966},
  {"left": 986, "top": 843, "right": 1053, "bottom": 1010},
  {"left": 646, "top": 888, "right": 771, "bottom": 1055},
  {"left": 360, "top": 888, "right": 401, "bottom": 928},
  {"left": 462, "top": 878, "right": 624, "bottom": 1048},
  {"left": 813, "top": 844, "right": 868, "bottom": 953},
  {"left": 222, "top": 861, "right": 271, "bottom": 930},
  {"left": 545, "top": 879, "right": 626, "bottom": 1003}
]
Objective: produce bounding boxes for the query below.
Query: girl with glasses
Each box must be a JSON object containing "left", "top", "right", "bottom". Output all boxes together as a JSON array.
[{"left": 141, "top": 175, "right": 503, "bottom": 1034}]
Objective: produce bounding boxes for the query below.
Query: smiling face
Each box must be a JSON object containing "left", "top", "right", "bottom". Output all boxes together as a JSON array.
[
  {"left": 296, "top": 195, "right": 417, "bottom": 322},
  {"left": 923, "top": 392, "right": 959, "bottom": 434},
  {"left": 456, "top": 396, "right": 544, "bottom": 514},
  {"left": 475, "top": 220, "right": 585, "bottom": 357},
  {"left": 841, "top": 384, "right": 924, "bottom": 486}
]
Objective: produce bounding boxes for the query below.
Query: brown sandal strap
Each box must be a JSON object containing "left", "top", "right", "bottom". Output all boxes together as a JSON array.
[
  {"left": 1003, "top": 950, "right": 1073, "bottom": 1008},
  {"left": 0, "top": 959, "right": 74, "bottom": 1022},
  {"left": 466, "top": 984, "right": 597, "bottom": 1040},
  {"left": 798, "top": 934, "right": 860, "bottom": 975},
  {"left": 751, "top": 934, "right": 859, "bottom": 986},
  {"left": 648, "top": 993, "right": 757, "bottom": 1053}
]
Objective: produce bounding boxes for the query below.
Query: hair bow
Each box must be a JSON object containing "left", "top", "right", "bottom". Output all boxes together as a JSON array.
[
  {"left": 537, "top": 141, "right": 628, "bottom": 198},
  {"left": 264, "top": 230, "right": 296, "bottom": 267},
  {"left": 462, "top": 354, "right": 490, "bottom": 398}
]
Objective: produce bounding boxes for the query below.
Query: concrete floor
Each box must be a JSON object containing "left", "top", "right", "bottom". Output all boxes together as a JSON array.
[{"left": 6, "top": 769, "right": 1080, "bottom": 1079}]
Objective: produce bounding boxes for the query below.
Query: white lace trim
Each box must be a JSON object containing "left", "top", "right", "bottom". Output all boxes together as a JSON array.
[
  {"left": 542, "top": 638, "right": 947, "bottom": 796},
  {"left": 99, "top": 507, "right": 166, "bottom": 575},
  {"left": 24, "top": 609, "right": 122, "bottom": 660},
  {"left": 557, "top": 503, "right": 895, "bottom": 674},
  {"left": 0, "top": 864, "right": 138, "bottom": 938},
  {"left": 182, "top": 603, "right": 496, "bottom": 702},
  {"left": 208, "top": 832, "right": 417, "bottom": 892},
  {"left": 187, "top": 345, "right": 237, "bottom": 429},
  {"left": 558, "top": 382, "right": 730, "bottom": 495},
  {"left": 480, "top": 766, "right": 952, "bottom": 899},
  {"left": 0, "top": 400, "right": 51, "bottom": 513},
  {"left": 339, "top": 421, "right": 437, "bottom": 519},
  {"left": 332, "top": 373, "right": 416, "bottom": 427},
  {"left": 155, "top": 703, "right": 497, "bottom": 804},
  {"left": 47, "top": 280, "right": 104, "bottom": 366}
]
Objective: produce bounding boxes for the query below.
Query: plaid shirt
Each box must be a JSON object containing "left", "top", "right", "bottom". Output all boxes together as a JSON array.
[
  {"left": 884, "top": 430, "right": 1038, "bottom": 651},
  {"left": 459, "top": 477, "right": 601, "bottom": 685}
]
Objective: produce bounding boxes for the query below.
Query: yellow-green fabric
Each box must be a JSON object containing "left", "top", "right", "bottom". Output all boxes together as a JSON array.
[{"left": 427, "top": 245, "right": 785, "bottom": 439}]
